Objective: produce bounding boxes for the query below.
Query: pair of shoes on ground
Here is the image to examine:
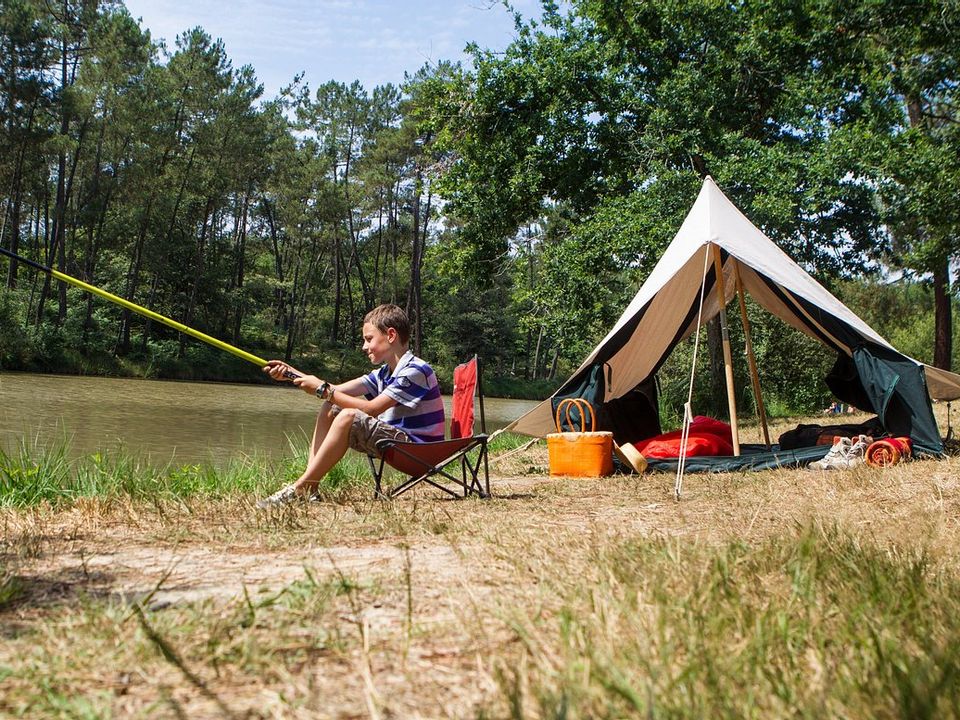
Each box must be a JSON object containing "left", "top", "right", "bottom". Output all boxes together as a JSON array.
[
  {"left": 256, "top": 482, "right": 321, "bottom": 508},
  {"left": 809, "top": 434, "right": 873, "bottom": 470}
]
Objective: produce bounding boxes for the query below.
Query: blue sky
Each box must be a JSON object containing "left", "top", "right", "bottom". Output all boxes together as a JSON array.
[{"left": 123, "top": 0, "right": 542, "bottom": 98}]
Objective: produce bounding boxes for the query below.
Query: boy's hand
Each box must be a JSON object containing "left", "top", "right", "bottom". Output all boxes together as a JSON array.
[
  {"left": 263, "top": 360, "right": 302, "bottom": 381},
  {"left": 292, "top": 375, "right": 322, "bottom": 396}
]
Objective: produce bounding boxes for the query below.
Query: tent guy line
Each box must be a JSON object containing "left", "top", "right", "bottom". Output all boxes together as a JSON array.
[{"left": 0, "top": 246, "right": 299, "bottom": 380}]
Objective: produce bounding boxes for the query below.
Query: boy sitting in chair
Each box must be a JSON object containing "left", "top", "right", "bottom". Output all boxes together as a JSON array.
[{"left": 258, "top": 304, "right": 445, "bottom": 507}]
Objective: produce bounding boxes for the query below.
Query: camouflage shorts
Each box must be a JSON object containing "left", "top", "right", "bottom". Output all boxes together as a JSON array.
[{"left": 329, "top": 405, "right": 410, "bottom": 457}]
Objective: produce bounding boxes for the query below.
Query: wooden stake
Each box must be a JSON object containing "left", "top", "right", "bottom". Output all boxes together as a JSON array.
[
  {"left": 734, "top": 260, "right": 771, "bottom": 448},
  {"left": 712, "top": 244, "right": 741, "bottom": 455}
]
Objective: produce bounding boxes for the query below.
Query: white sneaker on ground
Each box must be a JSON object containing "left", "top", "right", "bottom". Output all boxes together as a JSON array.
[
  {"left": 810, "top": 437, "right": 852, "bottom": 470},
  {"left": 256, "top": 482, "right": 320, "bottom": 508},
  {"left": 809, "top": 435, "right": 873, "bottom": 470},
  {"left": 848, "top": 434, "right": 873, "bottom": 463}
]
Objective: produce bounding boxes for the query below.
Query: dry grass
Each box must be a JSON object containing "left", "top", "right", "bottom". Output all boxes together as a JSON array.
[{"left": 2, "top": 409, "right": 960, "bottom": 718}]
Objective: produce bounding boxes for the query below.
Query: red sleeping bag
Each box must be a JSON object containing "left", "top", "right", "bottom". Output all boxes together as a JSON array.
[{"left": 634, "top": 416, "right": 734, "bottom": 459}]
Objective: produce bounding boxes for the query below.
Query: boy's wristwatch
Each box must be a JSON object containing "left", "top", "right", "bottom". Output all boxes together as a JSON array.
[{"left": 316, "top": 382, "right": 330, "bottom": 400}]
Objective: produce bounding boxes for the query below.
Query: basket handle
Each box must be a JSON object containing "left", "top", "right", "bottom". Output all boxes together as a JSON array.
[{"left": 555, "top": 398, "right": 596, "bottom": 433}]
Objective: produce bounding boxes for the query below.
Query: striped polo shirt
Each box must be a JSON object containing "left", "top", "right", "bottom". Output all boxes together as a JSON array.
[{"left": 362, "top": 351, "right": 445, "bottom": 442}]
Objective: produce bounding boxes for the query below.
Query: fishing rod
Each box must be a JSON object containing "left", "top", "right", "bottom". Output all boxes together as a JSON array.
[{"left": 0, "top": 246, "right": 299, "bottom": 379}]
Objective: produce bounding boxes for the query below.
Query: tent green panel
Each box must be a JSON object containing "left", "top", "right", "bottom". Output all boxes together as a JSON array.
[
  {"left": 550, "top": 363, "right": 607, "bottom": 431},
  {"left": 852, "top": 345, "right": 944, "bottom": 456}
]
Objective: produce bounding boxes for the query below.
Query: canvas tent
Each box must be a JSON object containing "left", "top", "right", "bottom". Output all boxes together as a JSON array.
[{"left": 507, "top": 176, "right": 960, "bottom": 468}]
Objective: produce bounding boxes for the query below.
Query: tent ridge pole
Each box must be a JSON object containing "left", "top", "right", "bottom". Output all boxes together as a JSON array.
[
  {"left": 734, "top": 260, "right": 771, "bottom": 448},
  {"left": 712, "top": 244, "right": 741, "bottom": 455}
]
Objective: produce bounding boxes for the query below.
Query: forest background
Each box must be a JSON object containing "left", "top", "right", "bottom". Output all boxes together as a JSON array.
[{"left": 1, "top": 0, "right": 958, "bottom": 418}]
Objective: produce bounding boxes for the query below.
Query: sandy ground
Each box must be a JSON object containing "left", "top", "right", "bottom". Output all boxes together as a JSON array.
[{"left": 22, "top": 540, "right": 462, "bottom": 608}]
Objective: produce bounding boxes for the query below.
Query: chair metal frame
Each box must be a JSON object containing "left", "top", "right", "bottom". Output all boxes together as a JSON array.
[{"left": 367, "top": 355, "right": 490, "bottom": 499}]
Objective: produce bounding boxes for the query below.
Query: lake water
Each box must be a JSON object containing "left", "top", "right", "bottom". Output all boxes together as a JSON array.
[{"left": 0, "top": 372, "right": 539, "bottom": 467}]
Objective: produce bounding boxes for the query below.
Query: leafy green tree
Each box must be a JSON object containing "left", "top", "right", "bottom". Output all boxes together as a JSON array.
[
  {"left": 426, "top": 0, "right": 885, "bottom": 383},
  {"left": 421, "top": 0, "right": 960, "bottom": 397},
  {"left": 34, "top": 0, "right": 106, "bottom": 324},
  {"left": 292, "top": 79, "right": 376, "bottom": 343},
  {"left": 0, "top": 0, "right": 53, "bottom": 289},
  {"left": 67, "top": 6, "right": 151, "bottom": 348},
  {"left": 814, "top": 0, "right": 960, "bottom": 369}
]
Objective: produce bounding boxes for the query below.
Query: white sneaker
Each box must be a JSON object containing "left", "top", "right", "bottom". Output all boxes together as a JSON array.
[
  {"left": 256, "top": 482, "right": 320, "bottom": 508},
  {"left": 810, "top": 435, "right": 873, "bottom": 470},
  {"left": 848, "top": 434, "right": 874, "bottom": 464},
  {"left": 810, "top": 437, "right": 852, "bottom": 470}
]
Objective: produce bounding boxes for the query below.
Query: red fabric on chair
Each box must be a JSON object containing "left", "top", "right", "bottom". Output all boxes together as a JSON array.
[{"left": 450, "top": 358, "right": 478, "bottom": 439}]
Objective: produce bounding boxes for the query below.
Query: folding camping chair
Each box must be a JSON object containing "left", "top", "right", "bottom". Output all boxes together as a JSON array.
[{"left": 367, "top": 355, "right": 491, "bottom": 499}]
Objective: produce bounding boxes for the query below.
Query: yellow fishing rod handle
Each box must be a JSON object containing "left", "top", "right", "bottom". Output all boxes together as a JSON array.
[{"left": 49, "top": 268, "right": 270, "bottom": 368}]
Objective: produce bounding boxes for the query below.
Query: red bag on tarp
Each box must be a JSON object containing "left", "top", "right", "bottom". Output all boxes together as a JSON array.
[
  {"left": 865, "top": 437, "right": 912, "bottom": 467},
  {"left": 634, "top": 416, "right": 734, "bottom": 459}
]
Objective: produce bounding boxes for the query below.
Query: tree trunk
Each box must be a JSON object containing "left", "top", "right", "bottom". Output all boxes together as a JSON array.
[
  {"left": 406, "top": 167, "right": 431, "bottom": 355},
  {"left": 285, "top": 259, "right": 301, "bottom": 361},
  {"left": 232, "top": 191, "right": 250, "bottom": 344},
  {"left": 54, "top": 21, "right": 74, "bottom": 323},
  {"left": 524, "top": 328, "right": 533, "bottom": 379},
  {"left": 933, "top": 258, "right": 952, "bottom": 370},
  {"left": 373, "top": 185, "right": 385, "bottom": 298},
  {"left": 905, "top": 96, "right": 951, "bottom": 371},
  {"left": 6, "top": 193, "right": 20, "bottom": 290},
  {"left": 531, "top": 325, "right": 544, "bottom": 381},
  {"left": 82, "top": 119, "right": 113, "bottom": 347},
  {"left": 407, "top": 193, "right": 422, "bottom": 355},
  {"left": 116, "top": 211, "right": 150, "bottom": 355},
  {"left": 332, "top": 233, "right": 342, "bottom": 342},
  {"left": 139, "top": 274, "right": 161, "bottom": 352},
  {"left": 549, "top": 348, "right": 559, "bottom": 380},
  {"left": 5, "top": 106, "right": 35, "bottom": 289},
  {"left": 37, "top": 30, "right": 71, "bottom": 324},
  {"left": 56, "top": 116, "right": 88, "bottom": 322},
  {"left": 27, "top": 196, "right": 50, "bottom": 323},
  {"left": 263, "top": 198, "right": 288, "bottom": 329},
  {"left": 178, "top": 195, "right": 214, "bottom": 358}
]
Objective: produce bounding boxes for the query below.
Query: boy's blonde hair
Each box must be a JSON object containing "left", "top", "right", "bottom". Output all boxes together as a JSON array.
[{"left": 364, "top": 304, "right": 410, "bottom": 345}]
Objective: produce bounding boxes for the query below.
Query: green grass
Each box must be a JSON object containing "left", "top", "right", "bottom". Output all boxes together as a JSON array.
[
  {"left": 494, "top": 522, "right": 960, "bottom": 719},
  {"left": 0, "top": 435, "right": 368, "bottom": 507},
  {"left": 0, "top": 431, "right": 528, "bottom": 508}
]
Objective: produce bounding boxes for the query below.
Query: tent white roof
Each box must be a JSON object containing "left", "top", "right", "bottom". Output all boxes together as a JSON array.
[{"left": 508, "top": 176, "right": 960, "bottom": 437}]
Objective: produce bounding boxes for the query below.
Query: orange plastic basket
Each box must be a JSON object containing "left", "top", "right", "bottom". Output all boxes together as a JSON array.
[{"left": 546, "top": 398, "right": 613, "bottom": 477}]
